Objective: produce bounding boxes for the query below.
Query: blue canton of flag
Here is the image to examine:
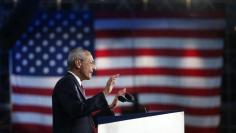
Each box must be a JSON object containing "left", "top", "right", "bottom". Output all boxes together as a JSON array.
[{"left": 12, "top": 10, "right": 94, "bottom": 76}]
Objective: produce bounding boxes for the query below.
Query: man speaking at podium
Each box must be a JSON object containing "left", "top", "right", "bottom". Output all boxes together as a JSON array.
[{"left": 52, "top": 48, "right": 126, "bottom": 133}]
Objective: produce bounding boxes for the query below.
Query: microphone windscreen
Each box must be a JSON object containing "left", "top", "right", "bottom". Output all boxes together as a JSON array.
[
  {"left": 125, "top": 93, "right": 134, "bottom": 101},
  {"left": 118, "top": 96, "right": 127, "bottom": 102}
]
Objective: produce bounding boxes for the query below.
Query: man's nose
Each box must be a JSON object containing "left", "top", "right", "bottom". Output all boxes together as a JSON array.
[{"left": 93, "top": 65, "right": 96, "bottom": 70}]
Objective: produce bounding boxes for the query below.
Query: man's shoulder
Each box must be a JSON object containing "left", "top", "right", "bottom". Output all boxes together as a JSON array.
[
  {"left": 57, "top": 73, "right": 74, "bottom": 83},
  {"left": 53, "top": 73, "right": 76, "bottom": 94}
]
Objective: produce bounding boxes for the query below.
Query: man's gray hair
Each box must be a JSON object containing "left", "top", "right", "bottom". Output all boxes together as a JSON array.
[{"left": 67, "top": 48, "right": 86, "bottom": 70}]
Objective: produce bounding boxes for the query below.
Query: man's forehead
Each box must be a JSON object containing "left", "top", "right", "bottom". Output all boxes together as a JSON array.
[{"left": 83, "top": 51, "right": 94, "bottom": 60}]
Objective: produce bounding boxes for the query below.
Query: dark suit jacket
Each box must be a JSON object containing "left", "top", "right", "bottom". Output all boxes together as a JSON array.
[{"left": 52, "top": 72, "right": 114, "bottom": 133}]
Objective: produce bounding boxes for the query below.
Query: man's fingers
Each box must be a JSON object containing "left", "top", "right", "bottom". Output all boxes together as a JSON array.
[
  {"left": 111, "top": 74, "right": 120, "bottom": 78},
  {"left": 108, "top": 74, "right": 120, "bottom": 85},
  {"left": 110, "top": 74, "right": 120, "bottom": 82},
  {"left": 121, "top": 88, "right": 126, "bottom": 93},
  {"left": 118, "top": 88, "right": 126, "bottom": 95},
  {"left": 104, "top": 74, "right": 120, "bottom": 95}
]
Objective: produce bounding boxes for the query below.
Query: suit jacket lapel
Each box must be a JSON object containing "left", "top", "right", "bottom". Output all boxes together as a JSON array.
[{"left": 66, "top": 72, "right": 86, "bottom": 100}]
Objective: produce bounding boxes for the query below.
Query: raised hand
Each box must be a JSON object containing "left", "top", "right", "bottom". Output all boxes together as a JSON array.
[
  {"left": 109, "top": 88, "right": 126, "bottom": 109},
  {"left": 103, "top": 74, "right": 120, "bottom": 95}
]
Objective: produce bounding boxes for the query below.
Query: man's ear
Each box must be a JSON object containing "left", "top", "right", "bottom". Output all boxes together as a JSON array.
[{"left": 75, "top": 59, "right": 81, "bottom": 69}]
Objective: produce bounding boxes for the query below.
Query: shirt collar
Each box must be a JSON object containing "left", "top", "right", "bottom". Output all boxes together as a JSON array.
[{"left": 68, "top": 71, "right": 82, "bottom": 86}]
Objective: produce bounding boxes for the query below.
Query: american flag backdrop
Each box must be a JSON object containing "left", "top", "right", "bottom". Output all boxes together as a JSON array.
[{"left": 10, "top": 9, "right": 225, "bottom": 133}]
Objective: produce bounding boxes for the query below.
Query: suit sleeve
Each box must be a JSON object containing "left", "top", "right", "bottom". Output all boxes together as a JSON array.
[
  {"left": 53, "top": 77, "right": 109, "bottom": 118},
  {"left": 92, "top": 108, "right": 115, "bottom": 127}
]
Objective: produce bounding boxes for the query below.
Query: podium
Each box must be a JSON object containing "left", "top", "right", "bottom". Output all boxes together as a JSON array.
[{"left": 97, "top": 110, "right": 184, "bottom": 133}]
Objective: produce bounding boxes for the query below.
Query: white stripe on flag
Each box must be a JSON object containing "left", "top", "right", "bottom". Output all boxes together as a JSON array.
[
  {"left": 96, "top": 38, "right": 223, "bottom": 50},
  {"left": 12, "top": 93, "right": 219, "bottom": 108},
  {"left": 10, "top": 75, "right": 59, "bottom": 88},
  {"left": 138, "top": 94, "right": 220, "bottom": 108},
  {"left": 96, "top": 56, "right": 222, "bottom": 69},
  {"left": 133, "top": 75, "right": 221, "bottom": 88},
  {"left": 12, "top": 93, "right": 130, "bottom": 107},
  {"left": 10, "top": 74, "right": 61, "bottom": 89},
  {"left": 12, "top": 112, "right": 52, "bottom": 126},
  {"left": 85, "top": 75, "right": 221, "bottom": 88},
  {"left": 10, "top": 75, "right": 221, "bottom": 89},
  {"left": 186, "top": 115, "right": 220, "bottom": 127},
  {"left": 12, "top": 94, "right": 52, "bottom": 107},
  {"left": 12, "top": 112, "right": 219, "bottom": 127}
]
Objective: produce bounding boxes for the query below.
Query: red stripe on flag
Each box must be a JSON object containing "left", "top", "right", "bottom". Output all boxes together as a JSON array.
[
  {"left": 13, "top": 105, "right": 52, "bottom": 114},
  {"left": 12, "top": 104, "right": 219, "bottom": 116},
  {"left": 96, "top": 68, "right": 222, "bottom": 77},
  {"left": 13, "top": 124, "right": 51, "bottom": 133},
  {"left": 12, "top": 86, "right": 52, "bottom": 96},
  {"left": 95, "top": 12, "right": 225, "bottom": 19},
  {"left": 96, "top": 29, "right": 224, "bottom": 38},
  {"left": 144, "top": 104, "right": 219, "bottom": 116},
  {"left": 96, "top": 49, "right": 223, "bottom": 57},
  {"left": 112, "top": 104, "right": 219, "bottom": 116},
  {"left": 12, "top": 86, "right": 220, "bottom": 97},
  {"left": 186, "top": 126, "right": 219, "bottom": 133},
  {"left": 86, "top": 87, "right": 220, "bottom": 96}
]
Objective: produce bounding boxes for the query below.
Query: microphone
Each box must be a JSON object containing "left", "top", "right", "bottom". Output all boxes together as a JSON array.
[
  {"left": 125, "top": 93, "right": 135, "bottom": 101},
  {"left": 118, "top": 93, "right": 136, "bottom": 103},
  {"left": 117, "top": 95, "right": 127, "bottom": 102},
  {"left": 118, "top": 93, "right": 148, "bottom": 113}
]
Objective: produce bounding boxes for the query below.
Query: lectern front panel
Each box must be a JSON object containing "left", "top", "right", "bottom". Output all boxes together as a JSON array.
[{"left": 98, "top": 111, "right": 184, "bottom": 133}]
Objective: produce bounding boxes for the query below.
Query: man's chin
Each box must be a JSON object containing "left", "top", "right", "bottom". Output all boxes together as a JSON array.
[{"left": 85, "top": 75, "right": 92, "bottom": 80}]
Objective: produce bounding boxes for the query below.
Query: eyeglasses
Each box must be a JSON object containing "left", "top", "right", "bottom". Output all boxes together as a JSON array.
[
  {"left": 79, "top": 58, "right": 96, "bottom": 66},
  {"left": 87, "top": 60, "right": 96, "bottom": 66}
]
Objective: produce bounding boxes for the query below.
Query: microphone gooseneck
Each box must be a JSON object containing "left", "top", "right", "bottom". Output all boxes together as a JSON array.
[
  {"left": 117, "top": 95, "right": 127, "bottom": 102},
  {"left": 117, "top": 93, "right": 148, "bottom": 113},
  {"left": 117, "top": 93, "right": 136, "bottom": 103},
  {"left": 125, "top": 93, "right": 135, "bottom": 101}
]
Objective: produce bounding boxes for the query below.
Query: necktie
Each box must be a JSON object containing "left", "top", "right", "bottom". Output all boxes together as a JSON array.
[
  {"left": 80, "top": 84, "right": 86, "bottom": 97},
  {"left": 90, "top": 116, "right": 97, "bottom": 133},
  {"left": 92, "top": 124, "right": 97, "bottom": 133},
  {"left": 81, "top": 84, "right": 97, "bottom": 133}
]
